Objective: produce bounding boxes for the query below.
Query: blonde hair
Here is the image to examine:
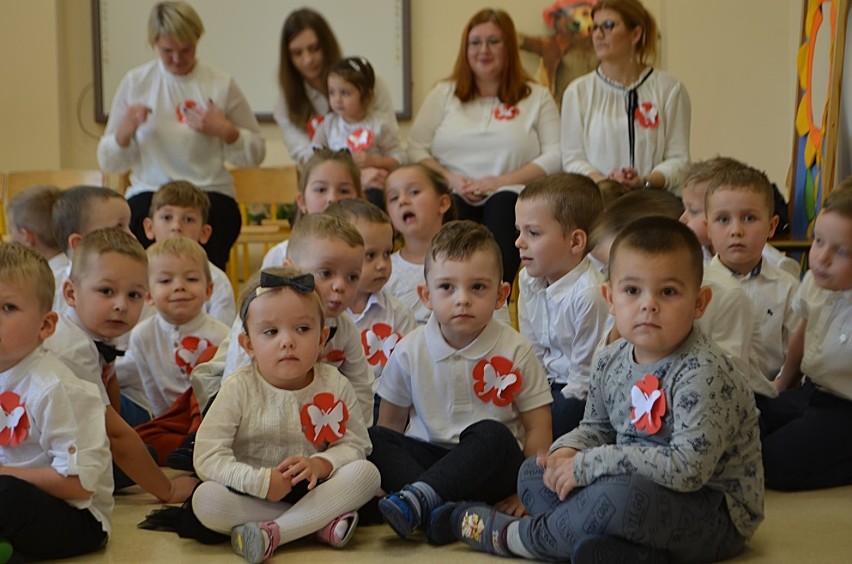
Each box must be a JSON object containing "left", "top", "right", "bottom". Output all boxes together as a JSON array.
[
  {"left": 324, "top": 198, "right": 391, "bottom": 227},
  {"left": 287, "top": 213, "right": 364, "bottom": 265},
  {"left": 148, "top": 1, "right": 204, "bottom": 46},
  {"left": 0, "top": 243, "right": 55, "bottom": 312},
  {"left": 5, "top": 184, "right": 63, "bottom": 251},
  {"left": 70, "top": 228, "right": 148, "bottom": 281},
  {"left": 593, "top": 0, "right": 659, "bottom": 65},
  {"left": 53, "top": 186, "right": 125, "bottom": 253},
  {"left": 589, "top": 189, "right": 683, "bottom": 250},
  {"left": 239, "top": 266, "right": 324, "bottom": 330},
  {"left": 822, "top": 186, "right": 852, "bottom": 222},
  {"left": 147, "top": 237, "right": 211, "bottom": 283},
  {"left": 150, "top": 181, "right": 211, "bottom": 223},
  {"left": 295, "top": 148, "right": 363, "bottom": 224}
]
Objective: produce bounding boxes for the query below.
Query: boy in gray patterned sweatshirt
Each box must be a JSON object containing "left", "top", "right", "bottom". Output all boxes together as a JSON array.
[{"left": 443, "top": 216, "right": 764, "bottom": 563}]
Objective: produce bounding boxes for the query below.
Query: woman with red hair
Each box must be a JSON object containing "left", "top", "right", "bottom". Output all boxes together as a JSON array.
[{"left": 407, "top": 9, "right": 561, "bottom": 284}]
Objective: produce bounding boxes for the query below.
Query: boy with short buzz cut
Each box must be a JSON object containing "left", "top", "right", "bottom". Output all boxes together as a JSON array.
[
  {"left": 51, "top": 185, "right": 132, "bottom": 313},
  {"left": 681, "top": 157, "right": 800, "bottom": 277},
  {"left": 0, "top": 243, "right": 114, "bottom": 561},
  {"left": 448, "top": 217, "right": 764, "bottom": 563},
  {"left": 371, "top": 220, "right": 553, "bottom": 543},
  {"left": 142, "top": 180, "right": 236, "bottom": 325},
  {"left": 705, "top": 160, "right": 800, "bottom": 380},
  {"left": 120, "top": 237, "right": 229, "bottom": 465},
  {"left": 5, "top": 184, "right": 69, "bottom": 279},
  {"left": 325, "top": 199, "right": 415, "bottom": 385},
  {"left": 192, "top": 213, "right": 376, "bottom": 427},
  {"left": 515, "top": 172, "right": 609, "bottom": 439},
  {"left": 44, "top": 228, "right": 197, "bottom": 504},
  {"left": 762, "top": 186, "right": 852, "bottom": 490}
]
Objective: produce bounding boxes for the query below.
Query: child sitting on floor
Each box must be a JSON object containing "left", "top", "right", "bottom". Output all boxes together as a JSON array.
[
  {"left": 371, "top": 221, "right": 552, "bottom": 543},
  {"left": 0, "top": 243, "right": 113, "bottom": 561},
  {"left": 4, "top": 184, "right": 68, "bottom": 279},
  {"left": 192, "top": 266, "right": 380, "bottom": 563},
  {"left": 515, "top": 173, "right": 608, "bottom": 439},
  {"left": 447, "top": 216, "right": 764, "bottom": 562},
  {"left": 122, "top": 237, "right": 229, "bottom": 465}
]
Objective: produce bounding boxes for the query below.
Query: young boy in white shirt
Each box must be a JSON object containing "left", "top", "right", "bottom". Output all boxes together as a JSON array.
[
  {"left": 142, "top": 180, "right": 236, "bottom": 325},
  {"left": 44, "top": 228, "right": 196, "bottom": 503},
  {"left": 121, "top": 237, "right": 229, "bottom": 465},
  {"left": 325, "top": 199, "right": 415, "bottom": 388},
  {"left": 50, "top": 185, "right": 133, "bottom": 313},
  {"left": 4, "top": 184, "right": 69, "bottom": 279},
  {"left": 0, "top": 243, "right": 113, "bottom": 561},
  {"left": 192, "top": 214, "right": 375, "bottom": 427},
  {"left": 371, "top": 221, "right": 552, "bottom": 542},
  {"left": 447, "top": 217, "right": 764, "bottom": 563},
  {"left": 705, "top": 160, "right": 800, "bottom": 382},
  {"left": 515, "top": 173, "right": 608, "bottom": 439}
]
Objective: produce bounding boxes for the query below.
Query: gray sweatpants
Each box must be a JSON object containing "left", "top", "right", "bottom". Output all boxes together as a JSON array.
[{"left": 515, "top": 457, "right": 745, "bottom": 562}]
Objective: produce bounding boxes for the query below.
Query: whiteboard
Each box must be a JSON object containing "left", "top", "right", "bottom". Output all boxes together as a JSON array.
[{"left": 93, "top": 0, "right": 411, "bottom": 122}]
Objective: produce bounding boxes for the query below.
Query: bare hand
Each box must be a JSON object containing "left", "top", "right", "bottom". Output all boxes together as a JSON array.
[
  {"left": 538, "top": 447, "right": 578, "bottom": 500},
  {"left": 609, "top": 167, "right": 642, "bottom": 190},
  {"left": 494, "top": 493, "right": 527, "bottom": 517},
  {"left": 360, "top": 166, "right": 388, "bottom": 189},
  {"left": 184, "top": 100, "right": 238, "bottom": 142},
  {"left": 266, "top": 467, "right": 292, "bottom": 500},
  {"left": 446, "top": 172, "right": 474, "bottom": 195},
  {"left": 278, "top": 456, "right": 330, "bottom": 490},
  {"left": 165, "top": 475, "right": 199, "bottom": 503},
  {"left": 352, "top": 152, "right": 373, "bottom": 168},
  {"left": 116, "top": 104, "right": 152, "bottom": 147}
]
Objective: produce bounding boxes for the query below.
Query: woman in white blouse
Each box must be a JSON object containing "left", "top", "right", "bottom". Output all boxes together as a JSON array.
[
  {"left": 561, "top": 0, "right": 690, "bottom": 192},
  {"left": 407, "top": 8, "right": 561, "bottom": 284},
  {"left": 97, "top": 1, "right": 265, "bottom": 269},
  {"left": 274, "top": 8, "right": 397, "bottom": 196}
]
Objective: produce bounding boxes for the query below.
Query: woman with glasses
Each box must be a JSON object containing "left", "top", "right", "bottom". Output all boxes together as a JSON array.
[
  {"left": 561, "top": 0, "right": 690, "bottom": 192},
  {"left": 407, "top": 8, "right": 561, "bottom": 285}
]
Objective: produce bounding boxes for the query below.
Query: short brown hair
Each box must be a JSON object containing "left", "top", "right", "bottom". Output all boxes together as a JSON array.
[
  {"left": 593, "top": 0, "right": 659, "bottom": 65},
  {"left": 148, "top": 1, "right": 204, "bottom": 46},
  {"left": 53, "top": 186, "right": 125, "bottom": 253},
  {"left": 0, "top": 242, "right": 55, "bottom": 312},
  {"left": 239, "top": 266, "right": 324, "bottom": 330},
  {"left": 5, "top": 184, "right": 62, "bottom": 251},
  {"left": 589, "top": 189, "right": 684, "bottom": 250},
  {"left": 450, "top": 9, "right": 531, "bottom": 106},
  {"left": 822, "top": 186, "right": 852, "bottom": 222},
  {"left": 518, "top": 173, "right": 604, "bottom": 237},
  {"left": 682, "top": 157, "right": 743, "bottom": 192},
  {"left": 704, "top": 160, "right": 774, "bottom": 216},
  {"left": 150, "top": 181, "right": 211, "bottom": 223},
  {"left": 147, "top": 237, "right": 211, "bottom": 284},
  {"left": 286, "top": 213, "right": 364, "bottom": 265},
  {"left": 70, "top": 228, "right": 148, "bottom": 281},
  {"left": 610, "top": 216, "right": 704, "bottom": 288},
  {"left": 424, "top": 220, "right": 503, "bottom": 281},
  {"left": 325, "top": 198, "right": 390, "bottom": 226}
]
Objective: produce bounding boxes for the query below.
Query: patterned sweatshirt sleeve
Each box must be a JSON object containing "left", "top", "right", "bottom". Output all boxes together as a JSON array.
[{"left": 571, "top": 362, "right": 742, "bottom": 492}]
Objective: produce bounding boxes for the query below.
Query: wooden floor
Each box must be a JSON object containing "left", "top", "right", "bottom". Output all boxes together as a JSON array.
[{"left": 65, "top": 477, "right": 852, "bottom": 563}]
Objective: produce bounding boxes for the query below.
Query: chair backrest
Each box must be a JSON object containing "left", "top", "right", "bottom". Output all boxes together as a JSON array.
[
  {"left": 230, "top": 166, "right": 299, "bottom": 206},
  {"left": 2, "top": 169, "right": 106, "bottom": 237}
]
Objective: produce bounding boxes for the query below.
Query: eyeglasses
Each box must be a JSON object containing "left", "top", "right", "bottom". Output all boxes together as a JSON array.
[
  {"left": 467, "top": 37, "right": 504, "bottom": 49},
  {"left": 591, "top": 20, "right": 619, "bottom": 34}
]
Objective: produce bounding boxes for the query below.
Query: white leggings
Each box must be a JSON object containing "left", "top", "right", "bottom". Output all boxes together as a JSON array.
[{"left": 192, "top": 459, "right": 380, "bottom": 544}]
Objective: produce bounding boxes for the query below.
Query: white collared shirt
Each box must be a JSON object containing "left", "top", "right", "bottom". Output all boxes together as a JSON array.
[
  {"left": 207, "top": 263, "right": 236, "bottom": 325},
  {"left": 377, "top": 316, "right": 552, "bottom": 448},
  {"left": 796, "top": 272, "right": 852, "bottom": 400},
  {"left": 347, "top": 289, "right": 416, "bottom": 384},
  {"left": 518, "top": 258, "right": 609, "bottom": 399}
]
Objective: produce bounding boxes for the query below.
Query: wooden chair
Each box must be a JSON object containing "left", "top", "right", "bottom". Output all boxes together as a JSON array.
[
  {"left": 227, "top": 166, "right": 300, "bottom": 290},
  {"left": 1, "top": 169, "right": 105, "bottom": 235}
]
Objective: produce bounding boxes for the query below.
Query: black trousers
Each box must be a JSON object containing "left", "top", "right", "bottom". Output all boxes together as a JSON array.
[
  {"left": 453, "top": 192, "right": 520, "bottom": 286},
  {"left": 0, "top": 475, "right": 107, "bottom": 560},
  {"left": 368, "top": 419, "right": 524, "bottom": 504},
  {"left": 128, "top": 191, "right": 241, "bottom": 271}
]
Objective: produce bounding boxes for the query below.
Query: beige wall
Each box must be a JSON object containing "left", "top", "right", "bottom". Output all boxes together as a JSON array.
[{"left": 2, "top": 0, "right": 803, "bottom": 190}]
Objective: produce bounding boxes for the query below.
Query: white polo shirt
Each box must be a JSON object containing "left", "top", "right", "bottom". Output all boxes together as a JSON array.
[{"left": 347, "top": 289, "right": 416, "bottom": 384}]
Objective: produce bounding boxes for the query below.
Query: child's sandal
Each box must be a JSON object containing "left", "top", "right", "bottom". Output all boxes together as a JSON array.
[{"left": 314, "top": 511, "right": 359, "bottom": 548}]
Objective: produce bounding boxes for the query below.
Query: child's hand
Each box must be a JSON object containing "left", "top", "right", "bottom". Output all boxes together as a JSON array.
[
  {"left": 278, "top": 456, "right": 332, "bottom": 490},
  {"left": 360, "top": 166, "right": 388, "bottom": 189},
  {"left": 494, "top": 493, "right": 527, "bottom": 517},
  {"left": 540, "top": 447, "right": 578, "bottom": 500},
  {"left": 352, "top": 152, "right": 372, "bottom": 168},
  {"left": 266, "top": 467, "right": 293, "bottom": 501},
  {"left": 165, "top": 475, "right": 199, "bottom": 503}
]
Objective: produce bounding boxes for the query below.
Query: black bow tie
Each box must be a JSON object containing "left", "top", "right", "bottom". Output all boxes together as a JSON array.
[{"left": 95, "top": 341, "right": 125, "bottom": 363}]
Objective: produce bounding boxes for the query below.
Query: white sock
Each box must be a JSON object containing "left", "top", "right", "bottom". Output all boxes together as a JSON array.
[{"left": 506, "top": 521, "right": 536, "bottom": 559}]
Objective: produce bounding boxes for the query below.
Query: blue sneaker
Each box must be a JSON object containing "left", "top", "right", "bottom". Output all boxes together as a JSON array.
[{"left": 378, "top": 492, "right": 419, "bottom": 539}]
